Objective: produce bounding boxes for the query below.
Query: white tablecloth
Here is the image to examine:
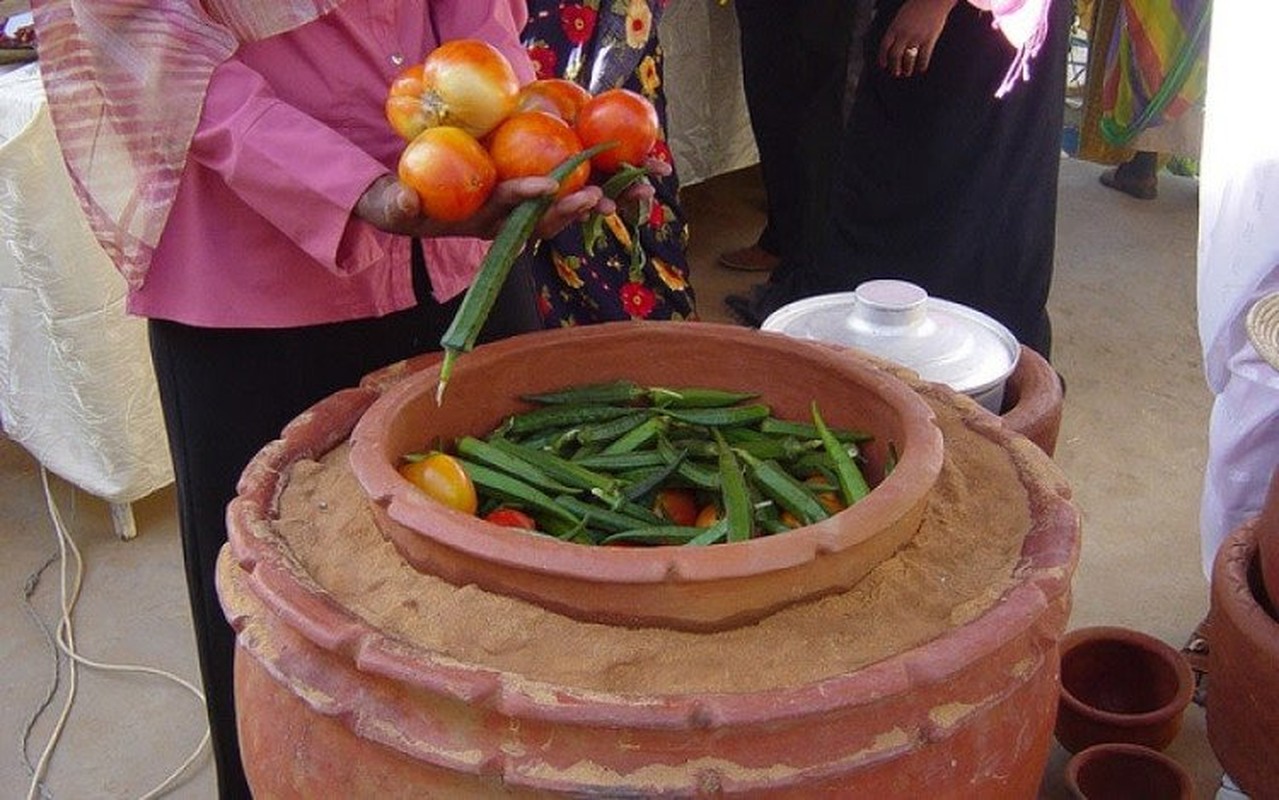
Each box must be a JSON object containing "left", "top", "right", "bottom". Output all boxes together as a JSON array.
[
  {"left": 0, "top": 63, "right": 173, "bottom": 511},
  {"left": 658, "top": 1, "right": 758, "bottom": 186}
]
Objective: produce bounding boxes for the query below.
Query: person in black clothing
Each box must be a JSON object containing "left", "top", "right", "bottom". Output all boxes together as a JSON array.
[
  {"left": 717, "top": 0, "right": 860, "bottom": 274},
  {"left": 728, "top": 0, "right": 1072, "bottom": 361}
]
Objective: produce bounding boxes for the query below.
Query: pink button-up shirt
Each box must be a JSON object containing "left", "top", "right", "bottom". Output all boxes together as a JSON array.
[{"left": 130, "top": 0, "right": 533, "bottom": 328}]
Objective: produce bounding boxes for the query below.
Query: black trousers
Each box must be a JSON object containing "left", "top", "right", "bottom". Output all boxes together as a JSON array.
[
  {"left": 148, "top": 248, "right": 538, "bottom": 798},
  {"left": 734, "top": 0, "right": 858, "bottom": 262}
]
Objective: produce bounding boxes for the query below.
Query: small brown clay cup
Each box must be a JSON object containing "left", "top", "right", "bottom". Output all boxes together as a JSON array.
[
  {"left": 1065, "top": 742, "right": 1195, "bottom": 800},
  {"left": 1055, "top": 625, "right": 1195, "bottom": 753}
]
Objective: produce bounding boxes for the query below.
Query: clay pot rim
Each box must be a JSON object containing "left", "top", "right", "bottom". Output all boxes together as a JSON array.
[
  {"left": 1213, "top": 519, "right": 1279, "bottom": 659},
  {"left": 1064, "top": 741, "right": 1194, "bottom": 798},
  {"left": 348, "top": 322, "right": 946, "bottom": 584},
  {"left": 1058, "top": 625, "right": 1196, "bottom": 727},
  {"left": 223, "top": 364, "right": 1082, "bottom": 729}
]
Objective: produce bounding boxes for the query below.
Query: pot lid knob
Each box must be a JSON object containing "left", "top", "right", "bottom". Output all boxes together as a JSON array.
[{"left": 848, "top": 280, "right": 929, "bottom": 333}]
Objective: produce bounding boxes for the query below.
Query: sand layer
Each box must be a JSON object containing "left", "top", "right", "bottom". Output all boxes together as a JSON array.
[{"left": 266, "top": 388, "right": 1038, "bottom": 696}]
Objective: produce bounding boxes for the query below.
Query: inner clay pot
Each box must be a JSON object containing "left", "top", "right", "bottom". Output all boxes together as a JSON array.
[{"left": 348, "top": 322, "right": 945, "bottom": 631}]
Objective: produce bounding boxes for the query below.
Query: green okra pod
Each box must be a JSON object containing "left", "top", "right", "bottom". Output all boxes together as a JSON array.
[
  {"left": 504, "top": 403, "right": 636, "bottom": 436},
  {"left": 455, "top": 458, "right": 581, "bottom": 526},
  {"left": 759, "top": 417, "right": 872, "bottom": 445},
  {"left": 811, "top": 401, "right": 870, "bottom": 505},
  {"left": 714, "top": 429, "right": 753, "bottom": 543},
  {"left": 455, "top": 436, "right": 577, "bottom": 495},
  {"left": 739, "top": 450, "right": 830, "bottom": 526},
  {"left": 437, "top": 144, "right": 613, "bottom": 403},
  {"left": 521, "top": 380, "right": 645, "bottom": 406},
  {"left": 662, "top": 404, "right": 772, "bottom": 428}
]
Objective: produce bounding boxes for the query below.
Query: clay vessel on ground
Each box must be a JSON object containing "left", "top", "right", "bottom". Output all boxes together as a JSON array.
[
  {"left": 219, "top": 321, "right": 1082, "bottom": 797},
  {"left": 1255, "top": 467, "right": 1279, "bottom": 614},
  {"left": 348, "top": 322, "right": 945, "bottom": 631},
  {"left": 1064, "top": 742, "right": 1195, "bottom": 800},
  {"left": 1207, "top": 516, "right": 1279, "bottom": 797},
  {"left": 1000, "top": 345, "right": 1064, "bottom": 456},
  {"left": 1055, "top": 625, "right": 1194, "bottom": 753}
]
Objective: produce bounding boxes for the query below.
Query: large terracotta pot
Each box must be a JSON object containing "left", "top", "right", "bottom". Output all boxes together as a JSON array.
[
  {"left": 1000, "top": 345, "right": 1064, "bottom": 457},
  {"left": 348, "top": 323, "right": 944, "bottom": 631},
  {"left": 218, "top": 322, "right": 1081, "bottom": 798},
  {"left": 1054, "top": 626, "right": 1194, "bottom": 754},
  {"left": 1206, "top": 516, "right": 1279, "bottom": 797}
]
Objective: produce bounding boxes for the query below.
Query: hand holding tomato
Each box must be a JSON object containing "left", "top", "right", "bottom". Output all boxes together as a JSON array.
[
  {"left": 374, "top": 41, "right": 667, "bottom": 241},
  {"left": 354, "top": 172, "right": 604, "bottom": 241}
]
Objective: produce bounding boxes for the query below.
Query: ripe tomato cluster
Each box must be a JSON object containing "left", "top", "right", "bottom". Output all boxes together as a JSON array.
[{"left": 386, "top": 39, "right": 660, "bottom": 223}]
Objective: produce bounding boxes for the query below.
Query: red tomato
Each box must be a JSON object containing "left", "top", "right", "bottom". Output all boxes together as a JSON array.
[
  {"left": 399, "top": 453, "right": 478, "bottom": 515},
  {"left": 398, "top": 126, "right": 497, "bottom": 222},
  {"left": 653, "top": 488, "right": 699, "bottom": 527},
  {"left": 484, "top": 507, "right": 538, "bottom": 530},
  {"left": 516, "top": 78, "right": 593, "bottom": 125},
  {"left": 574, "top": 88, "right": 660, "bottom": 174},
  {"left": 486, "top": 111, "right": 589, "bottom": 197}
]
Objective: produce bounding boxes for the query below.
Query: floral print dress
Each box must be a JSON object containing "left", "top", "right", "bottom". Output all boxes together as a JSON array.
[{"left": 522, "top": 0, "right": 696, "bottom": 324}]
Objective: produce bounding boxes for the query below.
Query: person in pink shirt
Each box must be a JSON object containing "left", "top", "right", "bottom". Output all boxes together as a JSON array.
[{"left": 31, "top": 2, "right": 636, "bottom": 795}]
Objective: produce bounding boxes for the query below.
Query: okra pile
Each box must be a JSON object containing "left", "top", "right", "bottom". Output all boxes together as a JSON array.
[{"left": 411, "top": 380, "right": 881, "bottom": 547}]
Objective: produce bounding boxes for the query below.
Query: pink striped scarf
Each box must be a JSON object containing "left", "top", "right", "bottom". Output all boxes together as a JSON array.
[{"left": 30, "top": 1, "right": 343, "bottom": 288}]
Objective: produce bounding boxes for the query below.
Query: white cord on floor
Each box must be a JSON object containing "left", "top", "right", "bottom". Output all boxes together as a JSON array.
[{"left": 23, "top": 467, "right": 211, "bottom": 800}]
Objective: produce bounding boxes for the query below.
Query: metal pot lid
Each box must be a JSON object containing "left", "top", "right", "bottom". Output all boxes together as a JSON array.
[{"left": 761, "top": 280, "right": 1020, "bottom": 396}]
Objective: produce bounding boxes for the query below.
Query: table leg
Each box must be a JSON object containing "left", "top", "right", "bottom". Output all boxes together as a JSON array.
[{"left": 109, "top": 501, "right": 138, "bottom": 540}]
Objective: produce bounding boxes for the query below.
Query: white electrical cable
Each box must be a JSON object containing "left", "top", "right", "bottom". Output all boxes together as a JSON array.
[{"left": 24, "top": 467, "right": 211, "bottom": 800}]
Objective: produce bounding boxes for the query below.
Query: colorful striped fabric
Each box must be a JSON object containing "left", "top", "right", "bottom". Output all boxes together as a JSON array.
[
  {"left": 1099, "top": 0, "right": 1211, "bottom": 147},
  {"left": 30, "top": 0, "right": 344, "bottom": 288}
]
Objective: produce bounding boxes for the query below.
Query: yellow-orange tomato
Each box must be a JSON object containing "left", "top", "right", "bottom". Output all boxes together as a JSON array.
[
  {"left": 398, "top": 126, "right": 497, "bottom": 222},
  {"left": 653, "top": 487, "right": 700, "bottom": 527},
  {"left": 399, "top": 453, "right": 478, "bottom": 515},
  {"left": 417, "top": 39, "right": 520, "bottom": 139},
  {"left": 805, "top": 476, "right": 846, "bottom": 514},
  {"left": 486, "top": 111, "right": 589, "bottom": 197},
  {"left": 574, "top": 88, "right": 659, "bottom": 174},
  {"left": 385, "top": 63, "right": 432, "bottom": 141},
  {"left": 515, "top": 78, "right": 593, "bottom": 125},
  {"left": 694, "top": 504, "right": 721, "bottom": 528}
]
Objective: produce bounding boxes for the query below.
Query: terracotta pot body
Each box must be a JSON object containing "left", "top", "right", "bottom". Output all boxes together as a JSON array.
[
  {"left": 1207, "top": 518, "right": 1279, "bottom": 797},
  {"left": 1054, "top": 626, "right": 1194, "bottom": 753},
  {"left": 1256, "top": 468, "right": 1279, "bottom": 614},
  {"left": 1064, "top": 743, "right": 1194, "bottom": 800},
  {"left": 349, "top": 323, "right": 945, "bottom": 631},
  {"left": 218, "top": 322, "right": 1081, "bottom": 798},
  {"left": 1000, "top": 345, "right": 1064, "bottom": 456}
]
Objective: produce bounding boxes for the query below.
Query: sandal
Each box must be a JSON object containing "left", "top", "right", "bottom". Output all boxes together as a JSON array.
[
  {"left": 1182, "top": 616, "right": 1211, "bottom": 706},
  {"left": 1099, "top": 167, "right": 1158, "bottom": 200},
  {"left": 718, "top": 244, "right": 781, "bottom": 272}
]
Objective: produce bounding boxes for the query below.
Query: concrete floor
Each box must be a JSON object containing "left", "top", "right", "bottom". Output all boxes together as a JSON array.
[{"left": 1, "top": 154, "right": 1219, "bottom": 799}]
